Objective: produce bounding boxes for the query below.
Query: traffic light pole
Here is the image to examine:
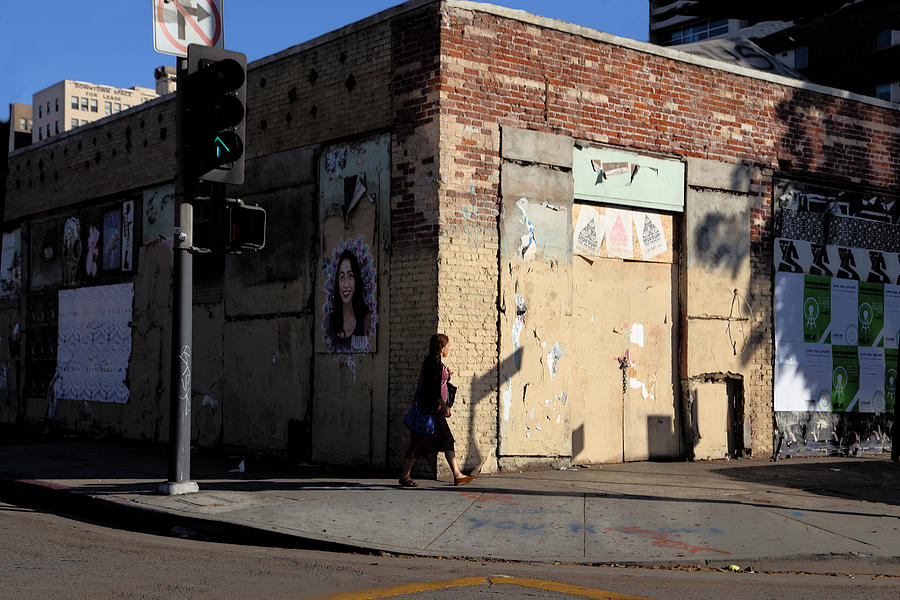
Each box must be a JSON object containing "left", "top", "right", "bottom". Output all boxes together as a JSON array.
[{"left": 159, "top": 56, "right": 198, "bottom": 496}]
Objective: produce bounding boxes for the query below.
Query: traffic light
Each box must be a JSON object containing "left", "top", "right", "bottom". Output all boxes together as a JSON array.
[
  {"left": 224, "top": 199, "right": 266, "bottom": 252},
  {"left": 184, "top": 44, "right": 246, "bottom": 184}
]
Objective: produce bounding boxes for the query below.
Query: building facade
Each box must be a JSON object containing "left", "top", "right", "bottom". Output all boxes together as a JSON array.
[
  {"left": 8, "top": 103, "right": 32, "bottom": 152},
  {"left": 648, "top": 0, "right": 900, "bottom": 102},
  {"left": 31, "top": 80, "right": 157, "bottom": 143},
  {"left": 3, "top": 1, "right": 899, "bottom": 474}
]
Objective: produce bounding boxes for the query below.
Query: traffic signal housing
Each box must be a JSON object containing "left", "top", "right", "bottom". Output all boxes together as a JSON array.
[
  {"left": 225, "top": 199, "right": 266, "bottom": 252},
  {"left": 184, "top": 44, "right": 246, "bottom": 185}
]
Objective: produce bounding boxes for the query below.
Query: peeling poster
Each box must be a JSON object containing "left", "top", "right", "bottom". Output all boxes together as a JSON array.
[
  {"left": 634, "top": 211, "right": 667, "bottom": 259},
  {"left": 605, "top": 208, "right": 634, "bottom": 259},
  {"left": 574, "top": 205, "right": 604, "bottom": 257}
]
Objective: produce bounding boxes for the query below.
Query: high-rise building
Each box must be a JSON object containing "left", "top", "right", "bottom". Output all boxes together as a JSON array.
[
  {"left": 31, "top": 80, "right": 158, "bottom": 144},
  {"left": 649, "top": 0, "right": 900, "bottom": 101}
]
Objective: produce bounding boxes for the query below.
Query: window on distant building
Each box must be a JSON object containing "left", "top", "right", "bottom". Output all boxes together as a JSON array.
[
  {"left": 55, "top": 121, "right": 59, "bottom": 134},
  {"left": 875, "top": 29, "right": 894, "bottom": 50},
  {"left": 71, "top": 118, "right": 79, "bottom": 128},
  {"left": 123, "top": 103, "right": 131, "bottom": 110},
  {"left": 667, "top": 19, "right": 730, "bottom": 45},
  {"left": 55, "top": 98, "right": 59, "bottom": 112},
  {"left": 39, "top": 128, "right": 43, "bottom": 140},
  {"left": 113, "top": 102, "right": 121, "bottom": 113},
  {"left": 19, "top": 117, "right": 26, "bottom": 130},
  {"left": 795, "top": 46, "right": 809, "bottom": 70},
  {"left": 28, "top": 119, "right": 32, "bottom": 130},
  {"left": 81, "top": 97, "right": 89, "bottom": 111},
  {"left": 71, "top": 95, "right": 78, "bottom": 109},
  {"left": 90, "top": 99, "right": 98, "bottom": 112},
  {"left": 81, "top": 120, "right": 88, "bottom": 126},
  {"left": 38, "top": 105, "right": 42, "bottom": 118},
  {"left": 104, "top": 101, "right": 112, "bottom": 115},
  {"left": 47, "top": 101, "right": 51, "bottom": 114},
  {"left": 875, "top": 83, "right": 893, "bottom": 101}
]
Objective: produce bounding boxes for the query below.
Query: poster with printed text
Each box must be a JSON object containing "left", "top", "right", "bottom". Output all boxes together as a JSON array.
[
  {"left": 858, "top": 282, "right": 885, "bottom": 347},
  {"left": 634, "top": 211, "right": 667, "bottom": 259},
  {"left": 573, "top": 205, "right": 604, "bottom": 257},
  {"left": 605, "top": 208, "right": 633, "bottom": 259}
]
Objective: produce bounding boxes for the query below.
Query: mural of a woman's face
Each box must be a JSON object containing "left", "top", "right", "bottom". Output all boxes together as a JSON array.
[{"left": 338, "top": 258, "right": 355, "bottom": 306}]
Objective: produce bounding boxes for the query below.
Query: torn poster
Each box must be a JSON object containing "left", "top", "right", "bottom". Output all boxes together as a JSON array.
[
  {"left": 517, "top": 198, "right": 537, "bottom": 261},
  {"left": 346, "top": 176, "right": 367, "bottom": 220},
  {"left": 547, "top": 342, "right": 564, "bottom": 381},
  {"left": 121, "top": 201, "right": 134, "bottom": 272},
  {"left": 574, "top": 205, "right": 604, "bottom": 257},
  {"left": 54, "top": 283, "right": 134, "bottom": 403},
  {"left": 634, "top": 211, "right": 667, "bottom": 258},
  {"left": 605, "top": 208, "right": 634, "bottom": 259}
]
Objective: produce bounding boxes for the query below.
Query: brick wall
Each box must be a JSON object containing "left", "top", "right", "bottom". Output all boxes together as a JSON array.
[{"left": 436, "top": 5, "right": 900, "bottom": 458}]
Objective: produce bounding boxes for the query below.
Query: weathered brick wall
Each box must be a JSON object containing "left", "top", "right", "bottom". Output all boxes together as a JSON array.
[
  {"left": 5, "top": 100, "right": 176, "bottom": 220},
  {"left": 436, "top": 4, "right": 900, "bottom": 458},
  {"left": 387, "top": 5, "right": 444, "bottom": 469}
]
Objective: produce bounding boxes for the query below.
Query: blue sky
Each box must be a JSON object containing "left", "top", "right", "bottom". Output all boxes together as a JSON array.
[{"left": 0, "top": 1, "right": 648, "bottom": 122}]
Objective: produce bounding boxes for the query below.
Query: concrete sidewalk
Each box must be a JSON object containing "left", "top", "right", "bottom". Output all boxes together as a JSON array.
[{"left": 2, "top": 437, "right": 900, "bottom": 572}]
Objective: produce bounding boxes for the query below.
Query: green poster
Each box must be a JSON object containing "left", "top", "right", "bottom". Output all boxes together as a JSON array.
[
  {"left": 886, "top": 348, "right": 898, "bottom": 413},
  {"left": 803, "top": 275, "right": 831, "bottom": 344},
  {"left": 858, "top": 281, "right": 885, "bottom": 347},
  {"left": 831, "top": 345, "right": 860, "bottom": 412}
]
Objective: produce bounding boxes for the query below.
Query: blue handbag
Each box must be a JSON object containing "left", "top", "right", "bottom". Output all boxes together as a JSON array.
[
  {"left": 403, "top": 367, "right": 435, "bottom": 434},
  {"left": 403, "top": 400, "right": 435, "bottom": 435}
]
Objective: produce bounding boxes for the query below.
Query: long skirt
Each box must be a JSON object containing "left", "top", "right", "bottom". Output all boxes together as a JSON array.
[{"left": 404, "top": 412, "right": 455, "bottom": 459}]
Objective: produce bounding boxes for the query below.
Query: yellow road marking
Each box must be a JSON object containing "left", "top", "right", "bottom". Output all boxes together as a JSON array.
[{"left": 318, "top": 575, "right": 653, "bottom": 600}]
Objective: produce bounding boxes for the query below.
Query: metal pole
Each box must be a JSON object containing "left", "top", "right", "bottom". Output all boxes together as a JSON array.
[
  {"left": 893, "top": 328, "right": 899, "bottom": 462},
  {"left": 160, "top": 56, "right": 198, "bottom": 495}
]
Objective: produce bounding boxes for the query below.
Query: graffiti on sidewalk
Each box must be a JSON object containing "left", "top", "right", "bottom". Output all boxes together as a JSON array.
[{"left": 606, "top": 526, "right": 731, "bottom": 555}]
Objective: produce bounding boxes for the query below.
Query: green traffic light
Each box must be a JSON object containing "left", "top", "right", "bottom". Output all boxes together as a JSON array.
[{"left": 212, "top": 131, "right": 243, "bottom": 164}]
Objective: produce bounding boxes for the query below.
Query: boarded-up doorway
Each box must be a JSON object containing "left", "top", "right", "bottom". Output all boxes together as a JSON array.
[{"left": 570, "top": 203, "right": 681, "bottom": 462}]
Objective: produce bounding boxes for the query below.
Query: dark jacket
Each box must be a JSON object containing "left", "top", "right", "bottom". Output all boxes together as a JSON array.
[{"left": 416, "top": 355, "right": 443, "bottom": 414}]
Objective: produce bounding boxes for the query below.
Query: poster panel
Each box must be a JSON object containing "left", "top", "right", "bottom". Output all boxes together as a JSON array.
[
  {"left": 831, "top": 345, "right": 859, "bottom": 412},
  {"left": 605, "top": 208, "right": 633, "bottom": 259},
  {"left": 858, "top": 347, "right": 885, "bottom": 413},
  {"left": 54, "top": 283, "right": 133, "bottom": 403},
  {"left": 858, "top": 282, "right": 885, "bottom": 347},
  {"left": 830, "top": 279, "right": 858, "bottom": 346},
  {"left": 774, "top": 341, "right": 832, "bottom": 412},
  {"left": 802, "top": 275, "right": 831, "bottom": 344}
]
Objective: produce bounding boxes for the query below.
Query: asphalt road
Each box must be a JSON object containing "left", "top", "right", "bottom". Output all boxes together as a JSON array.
[{"left": 3, "top": 499, "right": 899, "bottom": 600}]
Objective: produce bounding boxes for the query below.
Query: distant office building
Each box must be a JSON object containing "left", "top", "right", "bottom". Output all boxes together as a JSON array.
[
  {"left": 648, "top": 0, "right": 900, "bottom": 102},
  {"left": 31, "top": 81, "right": 158, "bottom": 143},
  {"left": 8, "top": 103, "right": 33, "bottom": 152}
]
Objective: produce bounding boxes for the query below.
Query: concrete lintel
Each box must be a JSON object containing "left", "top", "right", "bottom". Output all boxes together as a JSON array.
[
  {"left": 501, "top": 126, "right": 573, "bottom": 168},
  {"left": 686, "top": 157, "right": 752, "bottom": 193}
]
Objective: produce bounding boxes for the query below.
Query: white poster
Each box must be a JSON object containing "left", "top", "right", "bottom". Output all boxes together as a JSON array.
[
  {"left": 605, "top": 208, "right": 633, "bottom": 259},
  {"left": 830, "top": 279, "right": 858, "bottom": 346},
  {"left": 774, "top": 342, "right": 832, "bottom": 412},
  {"left": 55, "top": 283, "right": 134, "bottom": 403},
  {"left": 573, "top": 206, "right": 604, "bottom": 257},
  {"left": 634, "top": 211, "right": 667, "bottom": 258},
  {"left": 858, "top": 347, "right": 886, "bottom": 413},
  {"left": 774, "top": 272, "right": 804, "bottom": 345}
]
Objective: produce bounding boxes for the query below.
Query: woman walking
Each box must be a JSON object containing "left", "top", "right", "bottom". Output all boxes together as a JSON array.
[{"left": 399, "top": 333, "right": 476, "bottom": 487}]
